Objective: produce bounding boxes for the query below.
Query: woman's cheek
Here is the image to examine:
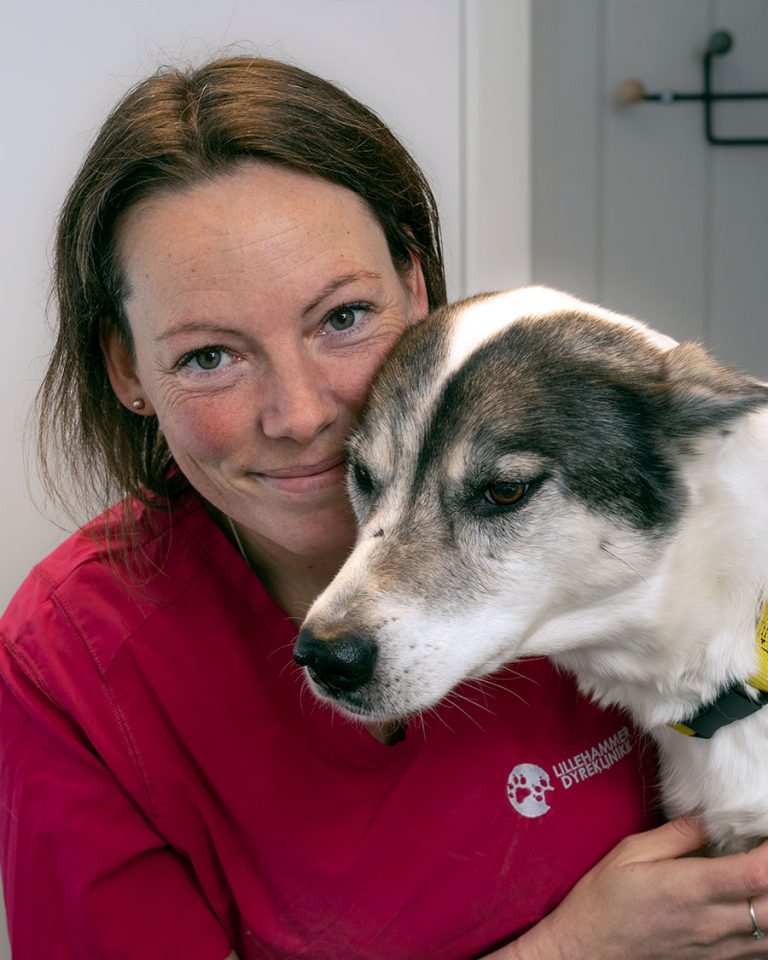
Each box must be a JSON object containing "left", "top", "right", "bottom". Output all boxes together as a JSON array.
[
  {"left": 345, "top": 340, "right": 400, "bottom": 406},
  {"left": 160, "top": 396, "right": 246, "bottom": 465}
]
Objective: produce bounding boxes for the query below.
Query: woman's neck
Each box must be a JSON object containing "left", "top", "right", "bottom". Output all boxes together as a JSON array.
[
  {"left": 214, "top": 507, "right": 352, "bottom": 623},
  {"left": 215, "top": 508, "right": 407, "bottom": 745},
  {"left": 256, "top": 549, "right": 351, "bottom": 624}
]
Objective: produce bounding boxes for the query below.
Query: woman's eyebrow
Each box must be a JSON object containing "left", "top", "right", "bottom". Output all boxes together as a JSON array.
[
  {"left": 154, "top": 322, "right": 245, "bottom": 344},
  {"left": 301, "top": 272, "right": 382, "bottom": 317}
]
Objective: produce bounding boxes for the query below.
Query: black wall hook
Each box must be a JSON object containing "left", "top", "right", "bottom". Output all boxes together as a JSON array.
[{"left": 617, "top": 31, "right": 768, "bottom": 146}]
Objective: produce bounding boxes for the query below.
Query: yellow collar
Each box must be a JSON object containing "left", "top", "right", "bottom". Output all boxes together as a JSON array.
[
  {"left": 670, "top": 602, "right": 768, "bottom": 738},
  {"left": 749, "top": 601, "right": 768, "bottom": 691}
]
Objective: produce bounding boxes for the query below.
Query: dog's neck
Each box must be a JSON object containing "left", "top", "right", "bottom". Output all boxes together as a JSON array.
[
  {"left": 541, "top": 410, "right": 768, "bottom": 732},
  {"left": 666, "top": 601, "right": 768, "bottom": 738}
]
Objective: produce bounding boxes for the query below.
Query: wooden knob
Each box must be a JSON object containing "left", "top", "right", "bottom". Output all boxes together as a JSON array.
[{"left": 616, "top": 78, "right": 647, "bottom": 105}]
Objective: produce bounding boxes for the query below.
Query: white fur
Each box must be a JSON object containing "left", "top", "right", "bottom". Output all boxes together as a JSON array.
[{"left": 446, "top": 286, "right": 677, "bottom": 379}]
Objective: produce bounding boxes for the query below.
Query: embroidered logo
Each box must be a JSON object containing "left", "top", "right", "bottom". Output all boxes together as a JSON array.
[
  {"left": 506, "top": 763, "right": 554, "bottom": 818},
  {"left": 506, "top": 726, "right": 634, "bottom": 817}
]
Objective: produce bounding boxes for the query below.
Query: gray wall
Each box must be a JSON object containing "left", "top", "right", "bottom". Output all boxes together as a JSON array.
[{"left": 532, "top": 0, "right": 768, "bottom": 377}]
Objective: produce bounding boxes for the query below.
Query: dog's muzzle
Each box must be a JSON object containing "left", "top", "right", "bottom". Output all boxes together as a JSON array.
[{"left": 294, "top": 627, "right": 378, "bottom": 695}]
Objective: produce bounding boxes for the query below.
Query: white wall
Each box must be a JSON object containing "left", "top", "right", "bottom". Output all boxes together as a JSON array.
[{"left": 1, "top": 2, "right": 531, "bottom": 955}]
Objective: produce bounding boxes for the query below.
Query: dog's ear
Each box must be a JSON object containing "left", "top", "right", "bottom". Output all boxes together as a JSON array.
[{"left": 655, "top": 341, "right": 768, "bottom": 437}]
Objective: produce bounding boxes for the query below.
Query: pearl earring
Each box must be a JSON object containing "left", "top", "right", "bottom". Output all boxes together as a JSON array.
[{"left": 131, "top": 398, "right": 145, "bottom": 411}]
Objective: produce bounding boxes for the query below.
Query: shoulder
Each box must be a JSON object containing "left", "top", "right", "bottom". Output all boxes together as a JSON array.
[{"left": 0, "top": 493, "right": 249, "bottom": 689}]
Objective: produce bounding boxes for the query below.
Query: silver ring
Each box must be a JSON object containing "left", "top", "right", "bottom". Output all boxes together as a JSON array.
[{"left": 749, "top": 897, "right": 764, "bottom": 940}]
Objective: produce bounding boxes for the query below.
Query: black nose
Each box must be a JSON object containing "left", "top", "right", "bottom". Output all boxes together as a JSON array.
[{"left": 294, "top": 627, "right": 377, "bottom": 693}]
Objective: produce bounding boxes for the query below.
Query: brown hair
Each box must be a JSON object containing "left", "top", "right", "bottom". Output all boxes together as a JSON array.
[{"left": 37, "top": 55, "right": 446, "bottom": 522}]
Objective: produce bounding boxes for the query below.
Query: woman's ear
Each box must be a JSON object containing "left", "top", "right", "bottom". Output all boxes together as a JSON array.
[
  {"left": 100, "top": 321, "right": 156, "bottom": 416},
  {"left": 404, "top": 253, "right": 430, "bottom": 325}
]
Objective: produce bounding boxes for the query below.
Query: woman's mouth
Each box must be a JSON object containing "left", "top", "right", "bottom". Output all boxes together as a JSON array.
[{"left": 256, "top": 455, "right": 347, "bottom": 494}]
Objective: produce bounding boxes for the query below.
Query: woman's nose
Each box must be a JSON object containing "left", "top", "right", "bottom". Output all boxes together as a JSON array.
[{"left": 260, "top": 357, "right": 338, "bottom": 442}]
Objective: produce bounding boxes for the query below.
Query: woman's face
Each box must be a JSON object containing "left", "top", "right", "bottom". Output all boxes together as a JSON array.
[{"left": 105, "top": 163, "right": 428, "bottom": 564}]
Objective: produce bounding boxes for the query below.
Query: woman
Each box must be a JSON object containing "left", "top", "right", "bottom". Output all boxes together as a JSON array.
[{"left": 2, "top": 55, "right": 768, "bottom": 960}]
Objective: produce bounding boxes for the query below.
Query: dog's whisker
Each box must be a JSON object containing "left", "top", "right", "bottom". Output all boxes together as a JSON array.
[
  {"left": 425, "top": 702, "right": 457, "bottom": 735},
  {"left": 267, "top": 637, "right": 300, "bottom": 664},
  {"left": 277, "top": 658, "right": 301, "bottom": 681},
  {"left": 450, "top": 687, "right": 496, "bottom": 718},
  {"left": 473, "top": 673, "right": 524, "bottom": 693},
  {"left": 291, "top": 602, "right": 314, "bottom": 619},
  {"left": 415, "top": 711, "right": 428, "bottom": 740},
  {"left": 464, "top": 680, "right": 512, "bottom": 708},
  {"left": 600, "top": 543, "right": 649, "bottom": 585},
  {"left": 466, "top": 675, "right": 532, "bottom": 708},
  {"left": 299, "top": 676, "right": 322, "bottom": 717},
  {"left": 440, "top": 691, "right": 489, "bottom": 731},
  {"left": 504, "top": 664, "right": 544, "bottom": 685}
]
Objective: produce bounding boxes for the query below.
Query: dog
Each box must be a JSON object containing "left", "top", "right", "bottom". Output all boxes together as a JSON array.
[{"left": 295, "top": 286, "right": 768, "bottom": 851}]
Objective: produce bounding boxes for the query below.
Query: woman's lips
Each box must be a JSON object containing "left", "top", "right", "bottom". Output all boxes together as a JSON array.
[{"left": 256, "top": 456, "right": 347, "bottom": 494}]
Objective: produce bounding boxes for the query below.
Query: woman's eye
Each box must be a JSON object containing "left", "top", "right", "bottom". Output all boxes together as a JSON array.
[
  {"left": 178, "top": 346, "right": 234, "bottom": 373},
  {"left": 483, "top": 481, "right": 530, "bottom": 507},
  {"left": 324, "top": 304, "right": 368, "bottom": 334},
  {"left": 193, "top": 348, "right": 224, "bottom": 370}
]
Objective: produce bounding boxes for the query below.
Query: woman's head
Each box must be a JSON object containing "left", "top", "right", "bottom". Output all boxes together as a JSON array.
[
  {"left": 38, "top": 55, "right": 445, "bottom": 518},
  {"left": 103, "top": 162, "right": 429, "bottom": 569}
]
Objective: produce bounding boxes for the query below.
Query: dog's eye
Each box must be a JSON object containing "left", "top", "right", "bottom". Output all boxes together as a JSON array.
[
  {"left": 352, "top": 462, "right": 374, "bottom": 494},
  {"left": 484, "top": 481, "right": 529, "bottom": 507}
]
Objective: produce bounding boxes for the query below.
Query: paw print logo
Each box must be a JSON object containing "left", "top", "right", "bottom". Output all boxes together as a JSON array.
[{"left": 506, "top": 763, "right": 554, "bottom": 818}]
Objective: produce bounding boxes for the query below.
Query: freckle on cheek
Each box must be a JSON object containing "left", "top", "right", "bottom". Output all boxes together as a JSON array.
[
  {"left": 349, "top": 364, "right": 385, "bottom": 405},
  {"left": 167, "top": 408, "right": 239, "bottom": 463}
]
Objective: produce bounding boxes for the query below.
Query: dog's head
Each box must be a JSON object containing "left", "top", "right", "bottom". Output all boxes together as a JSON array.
[{"left": 295, "top": 287, "right": 768, "bottom": 721}]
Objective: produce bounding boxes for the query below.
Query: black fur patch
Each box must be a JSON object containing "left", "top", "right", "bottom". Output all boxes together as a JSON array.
[{"left": 360, "top": 305, "right": 768, "bottom": 532}]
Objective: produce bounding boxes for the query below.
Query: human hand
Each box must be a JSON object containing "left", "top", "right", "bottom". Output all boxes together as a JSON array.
[{"left": 493, "top": 817, "right": 768, "bottom": 960}]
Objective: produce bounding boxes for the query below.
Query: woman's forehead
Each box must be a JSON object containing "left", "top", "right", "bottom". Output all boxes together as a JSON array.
[
  {"left": 114, "top": 164, "right": 393, "bottom": 298},
  {"left": 116, "top": 163, "right": 378, "bottom": 246}
]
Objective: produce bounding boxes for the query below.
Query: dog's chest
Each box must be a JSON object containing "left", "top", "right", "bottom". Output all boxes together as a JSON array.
[{"left": 652, "top": 714, "right": 768, "bottom": 851}]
